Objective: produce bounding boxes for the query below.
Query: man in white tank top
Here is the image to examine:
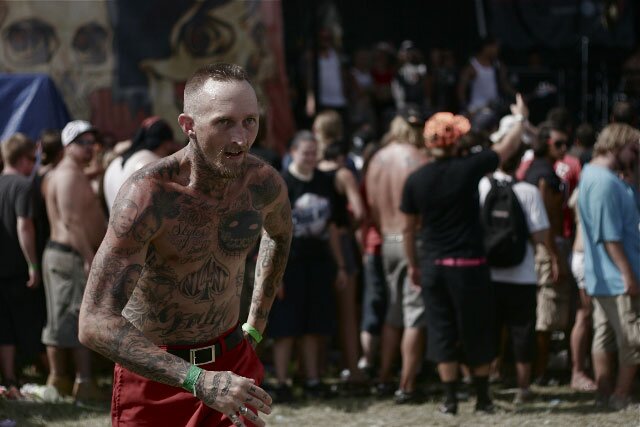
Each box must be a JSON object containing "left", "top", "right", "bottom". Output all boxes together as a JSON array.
[
  {"left": 457, "top": 37, "right": 515, "bottom": 115},
  {"left": 306, "top": 29, "right": 348, "bottom": 118}
]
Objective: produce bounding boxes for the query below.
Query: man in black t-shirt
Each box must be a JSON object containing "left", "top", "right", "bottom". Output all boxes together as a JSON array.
[
  {"left": 268, "top": 130, "right": 347, "bottom": 401},
  {"left": 400, "top": 95, "right": 528, "bottom": 415},
  {"left": 0, "top": 133, "right": 40, "bottom": 398}
]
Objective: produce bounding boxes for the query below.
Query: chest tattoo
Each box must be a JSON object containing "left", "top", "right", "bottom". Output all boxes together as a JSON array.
[
  {"left": 178, "top": 255, "right": 230, "bottom": 301},
  {"left": 218, "top": 210, "right": 262, "bottom": 256},
  {"left": 168, "top": 222, "right": 212, "bottom": 263}
]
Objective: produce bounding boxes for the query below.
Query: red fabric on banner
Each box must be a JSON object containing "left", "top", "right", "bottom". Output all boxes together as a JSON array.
[{"left": 260, "top": 0, "right": 296, "bottom": 154}]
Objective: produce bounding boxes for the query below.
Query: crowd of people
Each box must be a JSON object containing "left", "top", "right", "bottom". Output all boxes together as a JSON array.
[
  {"left": 0, "top": 115, "right": 188, "bottom": 402},
  {"left": 0, "top": 37, "right": 638, "bottom": 422}
]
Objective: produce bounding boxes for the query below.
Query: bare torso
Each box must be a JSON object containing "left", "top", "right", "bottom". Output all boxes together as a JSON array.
[
  {"left": 112, "top": 154, "right": 282, "bottom": 344},
  {"left": 45, "top": 159, "right": 106, "bottom": 254},
  {"left": 366, "top": 142, "right": 427, "bottom": 234}
]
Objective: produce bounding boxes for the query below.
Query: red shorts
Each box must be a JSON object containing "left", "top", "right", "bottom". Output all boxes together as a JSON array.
[{"left": 111, "top": 328, "right": 264, "bottom": 427}]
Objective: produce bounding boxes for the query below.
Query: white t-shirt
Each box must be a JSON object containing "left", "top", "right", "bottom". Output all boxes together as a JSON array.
[
  {"left": 468, "top": 57, "right": 498, "bottom": 112},
  {"left": 318, "top": 48, "right": 347, "bottom": 107},
  {"left": 103, "top": 150, "right": 159, "bottom": 212},
  {"left": 479, "top": 171, "right": 550, "bottom": 284}
]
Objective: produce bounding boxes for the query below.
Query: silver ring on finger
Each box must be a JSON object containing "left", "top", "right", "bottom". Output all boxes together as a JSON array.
[{"left": 239, "top": 405, "right": 249, "bottom": 415}]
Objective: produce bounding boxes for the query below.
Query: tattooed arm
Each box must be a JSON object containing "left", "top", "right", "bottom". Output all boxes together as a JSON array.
[
  {"left": 78, "top": 179, "right": 193, "bottom": 387},
  {"left": 247, "top": 172, "right": 292, "bottom": 338}
]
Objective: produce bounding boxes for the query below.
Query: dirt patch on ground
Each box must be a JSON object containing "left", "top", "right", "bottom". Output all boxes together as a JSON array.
[{"left": 1, "top": 384, "right": 638, "bottom": 426}]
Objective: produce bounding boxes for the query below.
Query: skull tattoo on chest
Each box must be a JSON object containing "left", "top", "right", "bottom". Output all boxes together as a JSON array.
[{"left": 218, "top": 210, "right": 263, "bottom": 256}]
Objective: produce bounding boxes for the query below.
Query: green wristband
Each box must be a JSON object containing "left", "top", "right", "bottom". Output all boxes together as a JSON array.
[
  {"left": 28, "top": 262, "right": 39, "bottom": 271},
  {"left": 242, "top": 323, "right": 263, "bottom": 344},
  {"left": 182, "top": 365, "right": 203, "bottom": 396}
]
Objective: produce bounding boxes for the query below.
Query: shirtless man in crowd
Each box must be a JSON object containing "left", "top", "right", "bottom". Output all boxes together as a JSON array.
[
  {"left": 365, "top": 105, "right": 429, "bottom": 403},
  {"left": 42, "top": 120, "right": 107, "bottom": 401},
  {"left": 79, "top": 64, "right": 292, "bottom": 427}
]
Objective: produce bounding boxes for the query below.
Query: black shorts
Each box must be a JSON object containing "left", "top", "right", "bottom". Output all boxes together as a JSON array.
[
  {"left": 267, "top": 250, "right": 336, "bottom": 338},
  {"left": 493, "top": 282, "right": 537, "bottom": 363},
  {"left": 422, "top": 263, "right": 495, "bottom": 366},
  {"left": 360, "top": 253, "right": 387, "bottom": 334},
  {"left": 0, "top": 277, "right": 46, "bottom": 357}
]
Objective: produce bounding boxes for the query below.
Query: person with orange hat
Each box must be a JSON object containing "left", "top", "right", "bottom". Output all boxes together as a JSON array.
[{"left": 400, "top": 94, "right": 529, "bottom": 415}]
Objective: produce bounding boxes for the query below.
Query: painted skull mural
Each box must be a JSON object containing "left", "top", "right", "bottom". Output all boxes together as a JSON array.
[
  {"left": 0, "top": 0, "right": 113, "bottom": 120},
  {"left": 0, "top": 0, "right": 293, "bottom": 148}
]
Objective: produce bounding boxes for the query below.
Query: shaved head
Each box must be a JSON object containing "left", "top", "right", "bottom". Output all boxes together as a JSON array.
[{"left": 183, "top": 63, "right": 252, "bottom": 116}]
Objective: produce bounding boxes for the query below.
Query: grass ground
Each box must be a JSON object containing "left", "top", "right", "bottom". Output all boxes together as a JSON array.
[{"left": 1, "top": 383, "right": 639, "bottom": 427}]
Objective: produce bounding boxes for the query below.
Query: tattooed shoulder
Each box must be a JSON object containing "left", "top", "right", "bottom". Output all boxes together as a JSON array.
[
  {"left": 248, "top": 169, "right": 282, "bottom": 211},
  {"left": 131, "top": 157, "right": 181, "bottom": 183},
  {"left": 111, "top": 198, "right": 140, "bottom": 238},
  {"left": 246, "top": 154, "right": 265, "bottom": 170}
]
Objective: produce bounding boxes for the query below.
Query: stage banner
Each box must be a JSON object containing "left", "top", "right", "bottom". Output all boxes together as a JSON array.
[
  {"left": 488, "top": 0, "right": 635, "bottom": 50},
  {"left": 0, "top": 73, "right": 71, "bottom": 141},
  {"left": 0, "top": 0, "right": 294, "bottom": 151}
]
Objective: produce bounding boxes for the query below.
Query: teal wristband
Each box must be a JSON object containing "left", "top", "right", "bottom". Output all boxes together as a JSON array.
[
  {"left": 182, "top": 365, "right": 203, "bottom": 396},
  {"left": 242, "top": 323, "right": 263, "bottom": 344}
]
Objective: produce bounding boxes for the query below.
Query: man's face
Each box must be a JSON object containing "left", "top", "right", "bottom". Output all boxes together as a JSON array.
[
  {"left": 485, "top": 42, "right": 499, "bottom": 61},
  {"left": 184, "top": 79, "right": 259, "bottom": 179},
  {"left": 67, "top": 131, "right": 95, "bottom": 164},
  {"left": 291, "top": 140, "right": 317, "bottom": 174},
  {"left": 548, "top": 129, "right": 568, "bottom": 161},
  {"left": 17, "top": 148, "right": 36, "bottom": 176}
]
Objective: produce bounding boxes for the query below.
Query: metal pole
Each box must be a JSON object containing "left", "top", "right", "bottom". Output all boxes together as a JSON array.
[
  {"left": 601, "top": 62, "right": 609, "bottom": 127},
  {"left": 475, "top": 0, "right": 487, "bottom": 38},
  {"left": 580, "top": 36, "right": 589, "bottom": 123}
]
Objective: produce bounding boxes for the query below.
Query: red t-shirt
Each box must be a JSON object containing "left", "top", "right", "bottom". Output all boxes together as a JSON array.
[{"left": 517, "top": 154, "right": 582, "bottom": 239}]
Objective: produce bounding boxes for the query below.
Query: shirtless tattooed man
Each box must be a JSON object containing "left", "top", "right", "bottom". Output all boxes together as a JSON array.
[{"left": 79, "top": 63, "right": 292, "bottom": 427}]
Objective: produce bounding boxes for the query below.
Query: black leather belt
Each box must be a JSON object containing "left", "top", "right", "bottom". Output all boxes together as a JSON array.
[
  {"left": 46, "top": 240, "right": 81, "bottom": 257},
  {"left": 166, "top": 325, "right": 244, "bottom": 366}
]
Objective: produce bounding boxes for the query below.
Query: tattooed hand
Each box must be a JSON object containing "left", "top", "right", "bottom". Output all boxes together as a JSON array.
[{"left": 195, "top": 370, "right": 272, "bottom": 427}]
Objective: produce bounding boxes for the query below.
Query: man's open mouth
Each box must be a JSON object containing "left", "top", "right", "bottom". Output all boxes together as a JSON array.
[{"left": 225, "top": 151, "right": 244, "bottom": 159}]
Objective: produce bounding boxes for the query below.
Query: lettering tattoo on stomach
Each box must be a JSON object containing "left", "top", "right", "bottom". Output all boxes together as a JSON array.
[
  {"left": 125, "top": 283, "right": 234, "bottom": 342},
  {"left": 153, "top": 299, "right": 233, "bottom": 342}
]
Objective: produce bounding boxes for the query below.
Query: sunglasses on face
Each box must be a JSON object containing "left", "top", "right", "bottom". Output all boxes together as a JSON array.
[
  {"left": 551, "top": 139, "right": 567, "bottom": 149},
  {"left": 74, "top": 138, "right": 95, "bottom": 146}
]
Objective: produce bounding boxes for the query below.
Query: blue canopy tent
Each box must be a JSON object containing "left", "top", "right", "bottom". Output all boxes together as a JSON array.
[{"left": 0, "top": 73, "right": 71, "bottom": 142}]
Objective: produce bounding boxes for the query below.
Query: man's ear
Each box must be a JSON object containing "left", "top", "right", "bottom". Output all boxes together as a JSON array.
[{"left": 178, "top": 114, "right": 195, "bottom": 139}]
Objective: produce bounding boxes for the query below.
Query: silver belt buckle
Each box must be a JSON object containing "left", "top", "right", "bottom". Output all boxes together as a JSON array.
[{"left": 190, "top": 344, "right": 216, "bottom": 366}]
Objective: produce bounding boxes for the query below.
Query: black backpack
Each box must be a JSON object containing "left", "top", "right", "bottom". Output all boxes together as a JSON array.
[{"left": 481, "top": 177, "right": 529, "bottom": 267}]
